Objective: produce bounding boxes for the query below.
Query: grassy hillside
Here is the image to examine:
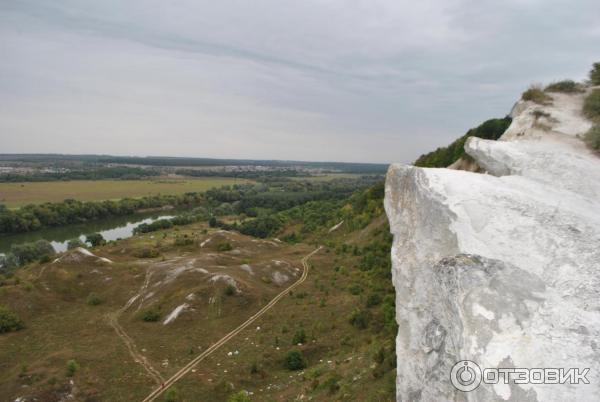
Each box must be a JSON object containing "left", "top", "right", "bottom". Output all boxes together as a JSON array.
[{"left": 0, "top": 182, "right": 395, "bottom": 401}]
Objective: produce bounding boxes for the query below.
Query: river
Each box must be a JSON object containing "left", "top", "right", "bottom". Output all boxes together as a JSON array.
[{"left": 0, "top": 212, "right": 176, "bottom": 254}]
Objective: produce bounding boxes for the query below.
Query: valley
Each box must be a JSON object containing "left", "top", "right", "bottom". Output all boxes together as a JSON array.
[{"left": 0, "top": 173, "right": 396, "bottom": 402}]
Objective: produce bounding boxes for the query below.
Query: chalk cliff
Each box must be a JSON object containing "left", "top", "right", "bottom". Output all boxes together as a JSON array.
[{"left": 385, "top": 87, "right": 600, "bottom": 401}]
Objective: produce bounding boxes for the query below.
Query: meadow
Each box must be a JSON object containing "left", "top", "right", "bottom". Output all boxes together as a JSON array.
[{"left": 0, "top": 177, "right": 252, "bottom": 207}]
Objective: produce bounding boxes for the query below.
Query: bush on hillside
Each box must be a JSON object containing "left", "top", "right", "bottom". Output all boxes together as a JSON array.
[
  {"left": 292, "top": 328, "right": 307, "bottom": 344},
  {"left": 590, "top": 62, "right": 600, "bottom": 85},
  {"left": 141, "top": 308, "right": 161, "bottom": 322},
  {"left": 521, "top": 85, "right": 552, "bottom": 104},
  {"left": 164, "top": 387, "right": 179, "bottom": 402},
  {"left": 85, "top": 233, "right": 106, "bottom": 247},
  {"left": 86, "top": 292, "right": 103, "bottom": 306},
  {"left": 284, "top": 350, "right": 307, "bottom": 370},
  {"left": 67, "top": 238, "right": 85, "bottom": 250},
  {"left": 66, "top": 359, "right": 79, "bottom": 377},
  {"left": 173, "top": 235, "right": 194, "bottom": 246},
  {"left": 349, "top": 309, "right": 370, "bottom": 329},
  {"left": 134, "top": 247, "right": 160, "bottom": 258},
  {"left": 544, "top": 80, "right": 583, "bottom": 93},
  {"left": 583, "top": 89, "right": 600, "bottom": 121},
  {"left": 217, "top": 242, "right": 233, "bottom": 252},
  {"left": 0, "top": 304, "right": 24, "bottom": 333},
  {"left": 365, "top": 293, "right": 382, "bottom": 308},
  {"left": 227, "top": 391, "right": 251, "bottom": 402},
  {"left": 223, "top": 284, "right": 236, "bottom": 296},
  {"left": 584, "top": 125, "right": 600, "bottom": 152}
]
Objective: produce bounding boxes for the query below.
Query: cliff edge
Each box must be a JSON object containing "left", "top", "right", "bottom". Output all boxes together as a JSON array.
[{"left": 385, "top": 87, "right": 600, "bottom": 401}]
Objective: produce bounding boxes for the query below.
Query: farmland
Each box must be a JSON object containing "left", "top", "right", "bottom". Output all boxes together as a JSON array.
[{"left": 0, "top": 177, "right": 252, "bottom": 208}]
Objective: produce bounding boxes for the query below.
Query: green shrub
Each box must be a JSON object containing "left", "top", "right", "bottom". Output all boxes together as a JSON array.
[
  {"left": 164, "top": 387, "right": 179, "bottom": 402},
  {"left": 590, "top": 62, "right": 600, "bottom": 85},
  {"left": 217, "top": 242, "right": 233, "bottom": 252},
  {"left": 0, "top": 304, "right": 24, "bottom": 333},
  {"left": 544, "top": 80, "right": 583, "bottom": 93},
  {"left": 349, "top": 309, "right": 370, "bottom": 329},
  {"left": 86, "top": 292, "right": 102, "bottom": 306},
  {"left": 292, "top": 328, "right": 307, "bottom": 345},
  {"left": 522, "top": 85, "right": 552, "bottom": 104},
  {"left": 174, "top": 234, "right": 194, "bottom": 246},
  {"left": 250, "top": 361, "right": 259, "bottom": 374},
  {"left": 284, "top": 349, "right": 307, "bottom": 370},
  {"left": 134, "top": 248, "right": 160, "bottom": 258},
  {"left": 584, "top": 125, "right": 600, "bottom": 152},
  {"left": 365, "top": 293, "right": 382, "bottom": 308},
  {"left": 227, "top": 391, "right": 250, "bottom": 402},
  {"left": 66, "top": 359, "right": 79, "bottom": 377},
  {"left": 583, "top": 89, "right": 600, "bottom": 121},
  {"left": 374, "top": 346, "right": 386, "bottom": 364},
  {"left": 223, "top": 284, "right": 236, "bottom": 296},
  {"left": 348, "top": 283, "right": 362, "bottom": 295},
  {"left": 85, "top": 233, "right": 105, "bottom": 247},
  {"left": 141, "top": 308, "right": 161, "bottom": 322},
  {"left": 322, "top": 373, "right": 341, "bottom": 394},
  {"left": 414, "top": 117, "right": 511, "bottom": 167},
  {"left": 67, "top": 238, "right": 85, "bottom": 250}
]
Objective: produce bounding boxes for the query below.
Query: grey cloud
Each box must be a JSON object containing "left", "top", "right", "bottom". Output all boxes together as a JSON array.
[{"left": 0, "top": 0, "right": 598, "bottom": 163}]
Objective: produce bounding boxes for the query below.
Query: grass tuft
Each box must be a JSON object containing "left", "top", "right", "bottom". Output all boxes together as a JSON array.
[
  {"left": 583, "top": 89, "right": 600, "bottom": 121},
  {"left": 544, "top": 80, "right": 583, "bottom": 93},
  {"left": 522, "top": 85, "right": 552, "bottom": 104},
  {"left": 584, "top": 125, "right": 600, "bottom": 153}
]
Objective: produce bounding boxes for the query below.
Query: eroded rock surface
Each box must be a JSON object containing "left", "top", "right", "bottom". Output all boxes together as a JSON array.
[{"left": 385, "top": 88, "right": 600, "bottom": 401}]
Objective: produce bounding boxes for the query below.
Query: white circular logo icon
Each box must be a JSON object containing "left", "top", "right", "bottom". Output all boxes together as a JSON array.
[{"left": 450, "top": 360, "right": 482, "bottom": 392}]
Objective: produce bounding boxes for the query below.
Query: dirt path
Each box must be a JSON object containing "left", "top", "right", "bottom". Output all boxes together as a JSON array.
[
  {"left": 107, "top": 269, "right": 164, "bottom": 385},
  {"left": 141, "top": 246, "right": 321, "bottom": 402}
]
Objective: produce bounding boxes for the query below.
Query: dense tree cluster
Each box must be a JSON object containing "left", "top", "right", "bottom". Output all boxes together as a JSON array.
[
  {"left": 414, "top": 116, "right": 512, "bottom": 168},
  {"left": 0, "top": 193, "right": 205, "bottom": 234},
  {"left": 0, "top": 239, "right": 55, "bottom": 274}
]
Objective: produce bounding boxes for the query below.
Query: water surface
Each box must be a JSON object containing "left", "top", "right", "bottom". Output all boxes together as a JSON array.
[{"left": 0, "top": 212, "right": 175, "bottom": 254}]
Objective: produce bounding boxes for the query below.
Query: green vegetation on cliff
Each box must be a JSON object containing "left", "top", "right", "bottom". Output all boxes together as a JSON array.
[{"left": 414, "top": 116, "right": 512, "bottom": 168}]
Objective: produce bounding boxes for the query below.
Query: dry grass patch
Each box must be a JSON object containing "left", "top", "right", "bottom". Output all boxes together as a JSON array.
[{"left": 522, "top": 85, "right": 552, "bottom": 105}]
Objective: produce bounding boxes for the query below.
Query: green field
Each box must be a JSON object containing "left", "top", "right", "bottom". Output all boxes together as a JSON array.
[{"left": 0, "top": 177, "right": 252, "bottom": 207}]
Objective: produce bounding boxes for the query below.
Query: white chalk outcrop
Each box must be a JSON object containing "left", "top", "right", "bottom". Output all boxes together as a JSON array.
[
  {"left": 53, "top": 247, "right": 113, "bottom": 264},
  {"left": 385, "top": 88, "right": 600, "bottom": 401}
]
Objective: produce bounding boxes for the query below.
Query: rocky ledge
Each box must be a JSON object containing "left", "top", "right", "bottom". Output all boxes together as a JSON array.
[{"left": 385, "top": 88, "right": 600, "bottom": 401}]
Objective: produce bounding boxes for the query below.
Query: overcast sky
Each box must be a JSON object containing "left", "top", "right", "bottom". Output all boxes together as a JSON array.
[{"left": 0, "top": 0, "right": 598, "bottom": 163}]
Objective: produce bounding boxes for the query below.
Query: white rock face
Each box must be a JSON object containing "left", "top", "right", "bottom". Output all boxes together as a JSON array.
[{"left": 385, "top": 89, "right": 600, "bottom": 401}]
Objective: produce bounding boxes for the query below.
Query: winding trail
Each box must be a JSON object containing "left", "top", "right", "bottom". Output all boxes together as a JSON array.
[
  {"left": 107, "top": 269, "right": 164, "bottom": 385},
  {"left": 141, "top": 246, "right": 321, "bottom": 402}
]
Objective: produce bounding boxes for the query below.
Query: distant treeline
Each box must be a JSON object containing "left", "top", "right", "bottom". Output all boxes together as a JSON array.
[
  {"left": 0, "top": 154, "right": 389, "bottom": 174},
  {"left": 0, "top": 167, "right": 160, "bottom": 182},
  {"left": 414, "top": 116, "right": 512, "bottom": 168},
  {"left": 0, "top": 193, "right": 204, "bottom": 234},
  {"left": 174, "top": 168, "right": 305, "bottom": 179},
  {"left": 0, "top": 176, "right": 380, "bottom": 235}
]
